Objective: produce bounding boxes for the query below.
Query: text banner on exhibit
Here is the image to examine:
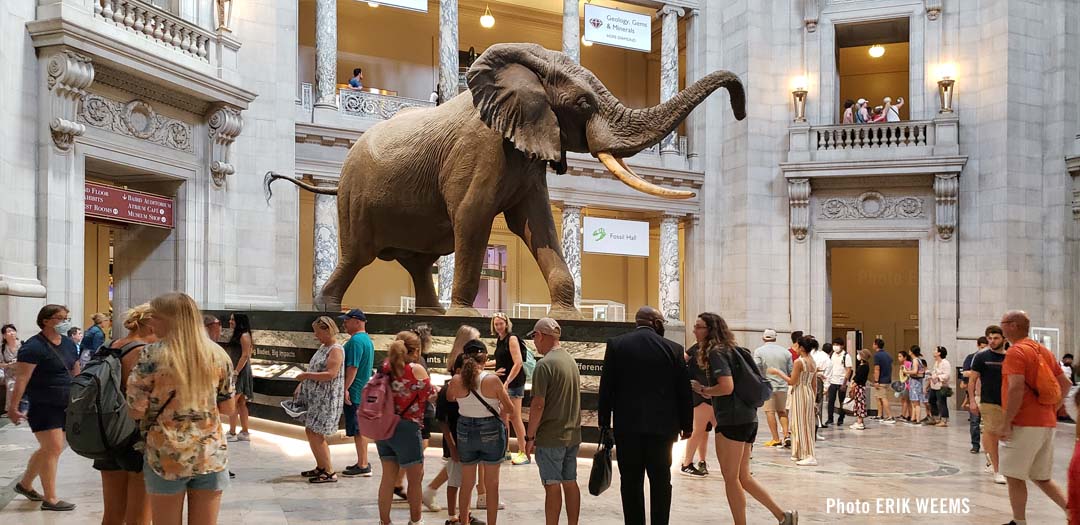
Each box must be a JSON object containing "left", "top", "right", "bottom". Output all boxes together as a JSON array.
[
  {"left": 372, "top": 0, "right": 427, "bottom": 13},
  {"left": 85, "top": 182, "right": 174, "bottom": 229},
  {"left": 583, "top": 3, "right": 651, "bottom": 53},
  {"left": 583, "top": 217, "right": 649, "bottom": 257}
]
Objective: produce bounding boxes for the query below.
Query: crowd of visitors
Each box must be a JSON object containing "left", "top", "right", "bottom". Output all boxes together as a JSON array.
[
  {"left": 3, "top": 299, "right": 1079, "bottom": 525},
  {"left": 842, "top": 96, "right": 905, "bottom": 124}
]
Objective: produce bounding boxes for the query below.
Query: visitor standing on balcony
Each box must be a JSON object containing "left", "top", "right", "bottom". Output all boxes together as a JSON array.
[
  {"left": 870, "top": 105, "right": 886, "bottom": 123},
  {"left": 884, "top": 96, "right": 904, "bottom": 122},
  {"left": 349, "top": 67, "right": 364, "bottom": 90},
  {"left": 842, "top": 99, "right": 855, "bottom": 124},
  {"left": 855, "top": 98, "right": 869, "bottom": 123}
]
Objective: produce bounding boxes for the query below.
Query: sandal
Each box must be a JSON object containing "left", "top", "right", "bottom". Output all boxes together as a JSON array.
[
  {"left": 301, "top": 467, "right": 322, "bottom": 478},
  {"left": 309, "top": 470, "right": 337, "bottom": 483}
]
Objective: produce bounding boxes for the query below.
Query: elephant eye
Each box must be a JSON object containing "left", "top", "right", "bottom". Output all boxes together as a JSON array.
[{"left": 575, "top": 95, "right": 591, "bottom": 110}]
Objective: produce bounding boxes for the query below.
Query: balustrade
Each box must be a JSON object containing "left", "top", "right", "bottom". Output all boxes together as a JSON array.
[
  {"left": 92, "top": 0, "right": 212, "bottom": 62},
  {"left": 814, "top": 121, "right": 930, "bottom": 151}
]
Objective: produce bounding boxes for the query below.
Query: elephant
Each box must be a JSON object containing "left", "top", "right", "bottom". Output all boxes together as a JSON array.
[{"left": 266, "top": 43, "right": 745, "bottom": 318}]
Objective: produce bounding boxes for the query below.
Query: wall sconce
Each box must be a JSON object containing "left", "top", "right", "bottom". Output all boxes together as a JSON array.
[
  {"left": 936, "top": 63, "right": 956, "bottom": 113},
  {"left": 480, "top": 5, "right": 495, "bottom": 28},
  {"left": 791, "top": 76, "right": 808, "bottom": 123},
  {"left": 215, "top": 0, "right": 233, "bottom": 32}
]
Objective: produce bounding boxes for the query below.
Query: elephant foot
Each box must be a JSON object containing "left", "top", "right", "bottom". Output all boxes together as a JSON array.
[
  {"left": 445, "top": 306, "right": 483, "bottom": 318},
  {"left": 547, "top": 305, "right": 583, "bottom": 320},
  {"left": 415, "top": 306, "right": 447, "bottom": 316}
]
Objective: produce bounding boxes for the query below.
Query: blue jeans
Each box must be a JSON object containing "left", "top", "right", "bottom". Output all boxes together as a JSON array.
[
  {"left": 969, "top": 410, "right": 981, "bottom": 450},
  {"left": 143, "top": 461, "right": 229, "bottom": 495},
  {"left": 457, "top": 416, "right": 506, "bottom": 465},
  {"left": 375, "top": 419, "right": 424, "bottom": 467}
]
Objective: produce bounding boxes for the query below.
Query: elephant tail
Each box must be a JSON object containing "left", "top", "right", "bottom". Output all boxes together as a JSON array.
[{"left": 263, "top": 171, "right": 338, "bottom": 203}]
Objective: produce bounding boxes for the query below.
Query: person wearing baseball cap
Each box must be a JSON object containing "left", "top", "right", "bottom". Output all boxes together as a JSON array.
[
  {"left": 754, "top": 329, "right": 793, "bottom": 448},
  {"left": 523, "top": 318, "right": 582, "bottom": 525},
  {"left": 338, "top": 309, "right": 374, "bottom": 477}
]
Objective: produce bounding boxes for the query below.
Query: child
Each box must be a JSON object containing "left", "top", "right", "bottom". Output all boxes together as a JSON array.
[{"left": 436, "top": 354, "right": 484, "bottom": 524}]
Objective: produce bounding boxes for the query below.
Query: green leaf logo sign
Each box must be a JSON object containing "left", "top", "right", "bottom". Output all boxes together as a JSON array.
[{"left": 592, "top": 227, "right": 607, "bottom": 242}]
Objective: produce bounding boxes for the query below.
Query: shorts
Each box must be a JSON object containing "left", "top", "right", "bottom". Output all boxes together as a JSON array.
[
  {"left": 343, "top": 402, "right": 359, "bottom": 437},
  {"left": 507, "top": 384, "right": 525, "bottom": 399},
  {"left": 1000, "top": 426, "right": 1055, "bottom": 481},
  {"left": 446, "top": 458, "right": 462, "bottom": 488},
  {"left": 763, "top": 391, "right": 788, "bottom": 413},
  {"left": 536, "top": 445, "right": 579, "bottom": 485},
  {"left": 979, "top": 403, "right": 1004, "bottom": 434},
  {"left": 376, "top": 419, "right": 425, "bottom": 467},
  {"left": 715, "top": 422, "right": 758, "bottom": 444},
  {"left": 27, "top": 403, "right": 65, "bottom": 433},
  {"left": 456, "top": 416, "right": 506, "bottom": 465},
  {"left": 142, "top": 461, "right": 229, "bottom": 495},
  {"left": 93, "top": 443, "right": 144, "bottom": 473}
]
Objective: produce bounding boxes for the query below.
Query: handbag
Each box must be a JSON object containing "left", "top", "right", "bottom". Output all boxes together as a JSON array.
[
  {"left": 588, "top": 427, "right": 613, "bottom": 496},
  {"left": 842, "top": 397, "right": 856, "bottom": 413}
]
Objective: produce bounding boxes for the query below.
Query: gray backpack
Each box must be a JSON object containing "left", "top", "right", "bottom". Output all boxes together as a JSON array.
[{"left": 65, "top": 341, "right": 143, "bottom": 460}]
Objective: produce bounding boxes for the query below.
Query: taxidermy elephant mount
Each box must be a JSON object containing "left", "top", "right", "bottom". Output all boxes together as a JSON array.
[{"left": 266, "top": 43, "right": 745, "bottom": 318}]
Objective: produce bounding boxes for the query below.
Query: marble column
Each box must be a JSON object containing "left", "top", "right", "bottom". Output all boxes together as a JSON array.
[
  {"left": 438, "top": 0, "right": 459, "bottom": 104},
  {"left": 659, "top": 5, "right": 684, "bottom": 154},
  {"left": 313, "top": 0, "right": 337, "bottom": 109},
  {"left": 659, "top": 214, "right": 681, "bottom": 322},
  {"left": 560, "top": 205, "right": 583, "bottom": 307},
  {"left": 312, "top": 188, "right": 339, "bottom": 302},
  {"left": 437, "top": 254, "right": 455, "bottom": 307},
  {"left": 562, "top": 0, "right": 579, "bottom": 63}
]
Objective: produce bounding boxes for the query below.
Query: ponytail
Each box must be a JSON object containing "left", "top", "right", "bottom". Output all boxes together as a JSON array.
[
  {"left": 388, "top": 340, "right": 407, "bottom": 378},
  {"left": 461, "top": 352, "right": 486, "bottom": 391}
]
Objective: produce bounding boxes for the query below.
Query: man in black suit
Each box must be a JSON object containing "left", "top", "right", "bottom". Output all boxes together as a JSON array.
[{"left": 598, "top": 306, "right": 693, "bottom": 525}]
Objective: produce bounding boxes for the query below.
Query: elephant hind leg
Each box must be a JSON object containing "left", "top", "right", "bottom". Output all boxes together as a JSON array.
[
  {"left": 504, "top": 191, "right": 581, "bottom": 320},
  {"left": 398, "top": 254, "right": 444, "bottom": 315},
  {"left": 316, "top": 248, "right": 375, "bottom": 311}
]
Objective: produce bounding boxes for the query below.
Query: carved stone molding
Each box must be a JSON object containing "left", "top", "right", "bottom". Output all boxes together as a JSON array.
[
  {"left": 788, "top": 178, "right": 811, "bottom": 242},
  {"left": 804, "top": 0, "right": 820, "bottom": 32},
  {"left": 1069, "top": 156, "right": 1080, "bottom": 221},
  {"left": 93, "top": 66, "right": 211, "bottom": 116},
  {"left": 934, "top": 174, "right": 959, "bottom": 240},
  {"left": 207, "top": 105, "right": 243, "bottom": 187},
  {"left": 79, "top": 95, "right": 194, "bottom": 153},
  {"left": 925, "top": 0, "right": 942, "bottom": 20},
  {"left": 819, "top": 192, "right": 925, "bottom": 220},
  {"left": 46, "top": 50, "right": 94, "bottom": 151}
]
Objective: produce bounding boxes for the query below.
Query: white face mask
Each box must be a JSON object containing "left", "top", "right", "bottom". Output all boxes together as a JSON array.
[{"left": 56, "top": 320, "right": 73, "bottom": 335}]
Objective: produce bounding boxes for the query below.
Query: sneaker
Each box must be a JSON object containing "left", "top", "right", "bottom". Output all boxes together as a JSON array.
[
  {"left": 816, "top": 434, "right": 827, "bottom": 441},
  {"left": 408, "top": 520, "right": 425, "bottom": 525},
  {"left": 14, "top": 482, "right": 43, "bottom": 501},
  {"left": 780, "top": 510, "right": 799, "bottom": 525},
  {"left": 511, "top": 452, "right": 531, "bottom": 465},
  {"left": 795, "top": 457, "right": 818, "bottom": 467},
  {"left": 343, "top": 464, "right": 373, "bottom": 477},
  {"left": 763, "top": 439, "right": 782, "bottom": 447},
  {"left": 680, "top": 463, "right": 706, "bottom": 478},
  {"left": 697, "top": 461, "right": 709, "bottom": 475},
  {"left": 41, "top": 499, "right": 76, "bottom": 511},
  {"left": 935, "top": 420, "right": 949, "bottom": 427},
  {"left": 236, "top": 431, "right": 250, "bottom": 441},
  {"left": 475, "top": 494, "right": 505, "bottom": 510},
  {"left": 881, "top": 418, "right": 897, "bottom": 425},
  {"left": 227, "top": 433, "right": 240, "bottom": 442},
  {"left": 783, "top": 437, "right": 792, "bottom": 448},
  {"left": 994, "top": 473, "right": 1007, "bottom": 484},
  {"left": 422, "top": 488, "right": 442, "bottom": 512},
  {"left": 394, "top": 486, "right": 408, "bottom": 500},
  {"left": 849, "top": 422, "right": 865, "bottom": 430},
  {"left": 281, "top": 399, "right": 308, "bottom": 418}
]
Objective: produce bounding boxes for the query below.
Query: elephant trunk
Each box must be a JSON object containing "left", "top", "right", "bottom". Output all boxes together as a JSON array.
[{"left": 597, "top": 70, "right": 746, "bottom": 156}]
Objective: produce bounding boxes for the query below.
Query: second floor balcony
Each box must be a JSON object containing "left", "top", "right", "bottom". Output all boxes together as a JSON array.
[{"left": 785, "top": 115, "right": 960, "bottom": 175}]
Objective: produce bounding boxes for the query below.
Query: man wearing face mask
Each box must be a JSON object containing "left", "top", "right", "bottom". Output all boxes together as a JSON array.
[{"left": 598, "top": 306, "right": 693, "bottom": 525}]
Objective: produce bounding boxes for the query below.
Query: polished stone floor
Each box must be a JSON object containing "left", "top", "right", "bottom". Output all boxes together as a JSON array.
[{"left": 0, "top": 412, "right": 1072, "bottom": 524}]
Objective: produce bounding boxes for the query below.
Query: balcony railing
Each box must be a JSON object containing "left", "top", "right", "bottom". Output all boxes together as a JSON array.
[
  {"left": 814, "top": 121, "right": 929, "bottom": 150},
  {"left": 339, "top": 89, "right": 435, "bottom": 120},
  {"left": 787, "top": 117, "right": 959, "bottom": 164},
  {"left": 92, "top": 0, "right": 213, "bottom": 63}
]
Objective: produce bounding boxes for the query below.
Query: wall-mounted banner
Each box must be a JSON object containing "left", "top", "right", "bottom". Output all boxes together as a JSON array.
[
  {"left": 583, "top": 3, "right": 652, "bottom": 53},
  {"left": 85, "top": 182, "right": 174, "bottom": 229},
  {"left": 583, "top": 217, "right": 649, "bottom": 257},
  {"left": 371, "top": 0, "right": 427, "bottom": 13}
]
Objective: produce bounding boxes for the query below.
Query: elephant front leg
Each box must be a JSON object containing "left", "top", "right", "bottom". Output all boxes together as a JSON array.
[
  {"left": 445, "top": 214, "right": 493, "bottom": 318},
  {"left": 504, "top": 191, "right": 581, "bottom": 320},
  {"left": 398, "top": 254, "right": 445, "bottom": 315}
]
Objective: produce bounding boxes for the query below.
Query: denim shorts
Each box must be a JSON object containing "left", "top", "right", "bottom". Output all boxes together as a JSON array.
[
  {"left": 457, "top": 416, "right": 506, "bottom": 465},
  {"left": 142, "top": 461, "right": 229, "bottom": 495},
  {"left": 507, "top": 384, "right": 525, "bottom": 398},
  {"left": 536, "top": 445, "right": 579, "bottom": 485},
  {"left": 376, "top": 419, "right": 424, "bottom": 467},
  {"left": 343, "top": 402, "right": 359, "bottom": 437}
]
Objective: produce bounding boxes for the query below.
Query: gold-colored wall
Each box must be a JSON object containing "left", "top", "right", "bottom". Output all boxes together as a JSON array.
[
  {"left": 83, "top": 222, "right": 113, "bottom": 329},
  {"left": 830, "top": 246, "right": 919, "bottom": 356},
  {"left": 838, "top": 43, "right": 910, "bottom": 122}
]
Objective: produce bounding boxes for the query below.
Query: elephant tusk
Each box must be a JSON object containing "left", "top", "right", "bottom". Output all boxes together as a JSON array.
[{"left": 596, "top": 152, "right": 696, "bottom": 200}]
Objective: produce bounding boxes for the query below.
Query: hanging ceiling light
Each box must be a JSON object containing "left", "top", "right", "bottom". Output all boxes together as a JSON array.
[
  {"left": 581, "top": 35, "right": 592, "bottom": 46},
  {"left": 480, "top": 5, "right": 495, "bottom": 28},
  {"left": 868, "top": 44, "right": 885, "bottom": 58}
]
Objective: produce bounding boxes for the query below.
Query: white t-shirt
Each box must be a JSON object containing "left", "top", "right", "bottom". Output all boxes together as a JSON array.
[
  {"left": 811, "top": 349, "right": 831, "bottom": 382},
  {"left": 827, "top": 351, "right": 852, "bottom": 386}
]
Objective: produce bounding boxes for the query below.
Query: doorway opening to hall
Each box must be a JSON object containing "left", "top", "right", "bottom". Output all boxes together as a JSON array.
[
  {"left": 835, "top": 18, "right": 910, "bottom": 122},
  {"left": 828, "top": 242, "right": 919, "bottom": 361}
]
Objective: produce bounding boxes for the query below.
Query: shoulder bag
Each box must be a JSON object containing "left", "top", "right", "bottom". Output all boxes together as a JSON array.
[{"left": 588, "top": 426, "right": 613, "bottom": 496}]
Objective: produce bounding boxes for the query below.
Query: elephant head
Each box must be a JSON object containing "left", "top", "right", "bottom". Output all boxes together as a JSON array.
[{"left": 466, "top": 43, "right": 746, "bottom": 199}]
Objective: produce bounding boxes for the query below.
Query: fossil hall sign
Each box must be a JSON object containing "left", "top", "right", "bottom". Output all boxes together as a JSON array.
[{"left": 84, "top": 182, "right": 174, "bottom": 229}]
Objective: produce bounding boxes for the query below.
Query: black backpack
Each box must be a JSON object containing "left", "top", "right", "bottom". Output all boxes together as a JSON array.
[
  {"left": 66, "top": 341, "right": 144, "bottom": 460},
  {"left": 728, "top": 346, "right": 774, "bottom": 408}
]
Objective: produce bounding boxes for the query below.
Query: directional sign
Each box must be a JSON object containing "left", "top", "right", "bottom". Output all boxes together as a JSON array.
[{"left": 85, "top": 182, "right": 174, "bottom": 229}]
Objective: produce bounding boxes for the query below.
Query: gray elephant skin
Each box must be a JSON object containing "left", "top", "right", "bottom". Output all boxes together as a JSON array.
[{"left": 266, "top": 43, "right": 745, "bottom": 318}]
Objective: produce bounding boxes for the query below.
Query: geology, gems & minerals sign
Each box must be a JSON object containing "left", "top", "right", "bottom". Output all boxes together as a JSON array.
[
  {"left": 84, "top": 182, "right": 174, "bottom": 229},
  {"left": 583, "top": 3, "right": 652, "bottom": 53}
]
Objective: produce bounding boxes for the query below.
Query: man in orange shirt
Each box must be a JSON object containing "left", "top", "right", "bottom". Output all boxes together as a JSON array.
[{"left": 999, "top": 310, "right": 1071, "bottom": 525}]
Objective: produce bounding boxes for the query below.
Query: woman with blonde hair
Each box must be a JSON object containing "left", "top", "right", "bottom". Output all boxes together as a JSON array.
[
  {"left": 376, "top": 333, "right": 434, "bottom": 525},
  {"left": 95, "top": 304, "right": 157, "bottom": 525},
  {"left": 127, "top": 293, "right": 235, "bottom": 524},
  {"left": 282, "top": 316, "right": 345, "bottom": 484},
  {"left": 491, "top": 312, "right": 530, "bottom": 465}
]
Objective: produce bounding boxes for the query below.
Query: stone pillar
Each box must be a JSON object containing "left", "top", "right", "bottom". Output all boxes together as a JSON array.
[
  {"left": 313, "top": 0, "right": 337, "bottom": 109},
  {"left": 312, "top": 186, "right": 339, "bottom": 302},
  {"left": 659, "top": 214, "right": 681, "bottom": 322},
  {"left": 438, "top": 0, "right": 459, "bottom": 104},
  {"left": 560, "top": 204, "right": 583, "bottom": 307},
  {"left": 659, "top": 5, "right": 684, "bottom": 154},
  {"left": 437, "top": 254, "right": 455, "bottom": 307},
  {"left": 562, "top": 0, "right": 579, "bottom": 63}
]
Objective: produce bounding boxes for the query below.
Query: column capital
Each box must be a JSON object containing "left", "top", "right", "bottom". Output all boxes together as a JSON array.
[
  {"left": 788, "top": 178, "right": 811, "bottom": 242},
  {"left": 207, "top": 104, "right": 243, "bottom": 187},
  {"left": 658, "top": 5, "right": 685, "bottom": 18},
  {"left": 557, "top": 201, "right": 587, "bottom": 211},
  {"left": 933, "top": 173, "right": 959, "bottom": 240},
  {"left": 45, "top": 49, "right": 94, "bottom": 151}
]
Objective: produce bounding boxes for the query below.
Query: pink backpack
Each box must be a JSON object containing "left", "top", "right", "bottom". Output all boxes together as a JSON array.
[{"left": 357, "top": 373, "right": 400, "bottom": 440}]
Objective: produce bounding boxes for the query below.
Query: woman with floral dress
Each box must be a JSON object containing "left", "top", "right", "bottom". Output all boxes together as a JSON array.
[
  {"left": 848, "top": 349, "right": 872, "bottom": 430},
  {"left": 283, "top": 315, "right": 345, "bottom": 484}
]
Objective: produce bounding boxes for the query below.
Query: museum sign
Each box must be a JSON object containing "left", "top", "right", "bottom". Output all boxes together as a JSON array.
[
  {"left": 583, "top": 217, "right": 650, "bottom": 257},
  {"left": 84, "top": 182, "right": 174, "bottom": 229},
  {"left": 583, "top": 3, "right": 652, "bottom": 53},
  {"left": 372, "top": 0, "right": 427, "bottom": 13}
]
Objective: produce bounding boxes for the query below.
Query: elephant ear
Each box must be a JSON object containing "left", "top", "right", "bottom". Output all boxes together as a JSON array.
[{"left": 467, "top": 44, "right": 561, "bottom": 162}]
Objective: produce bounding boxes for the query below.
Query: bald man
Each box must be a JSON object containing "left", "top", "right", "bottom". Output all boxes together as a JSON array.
[{"left": 998, "top": 310, "right": 1070, "bottom": 525}]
